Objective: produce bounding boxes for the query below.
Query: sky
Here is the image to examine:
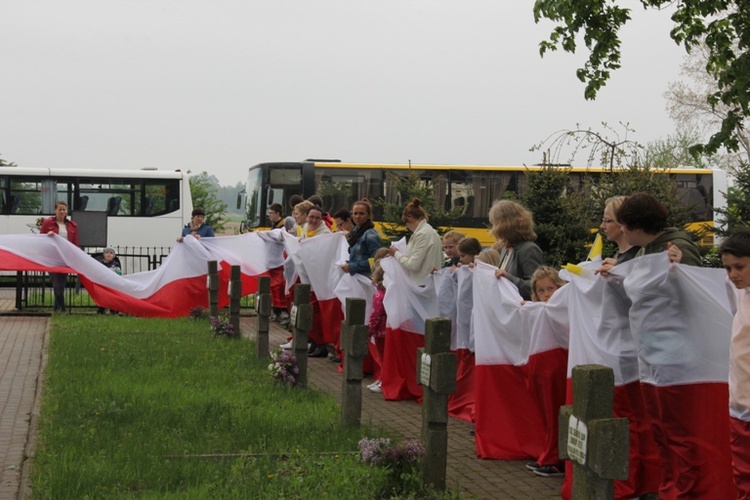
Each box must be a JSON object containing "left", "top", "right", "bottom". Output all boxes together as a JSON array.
[{"left": 1, "top": 1, "right": 687, "bottom": 187}]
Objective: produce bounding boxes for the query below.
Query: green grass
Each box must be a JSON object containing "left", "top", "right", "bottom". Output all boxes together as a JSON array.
[{"left": 32, "top": 316, "right": 451, "bottom": 499}]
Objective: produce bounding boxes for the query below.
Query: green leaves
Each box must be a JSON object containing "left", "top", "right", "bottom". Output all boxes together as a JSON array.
[{"left": 534, "top": 0, "right": 749, "bottom": 156}]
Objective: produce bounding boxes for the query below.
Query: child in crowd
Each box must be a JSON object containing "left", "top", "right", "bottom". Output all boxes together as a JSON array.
[
  {"left": 367, "top": 247, "right": 390, "bottom": 393},
  {"left": 442, "top": 231, "right": 465, "bottom": 268},
  {"left": 526, "top": 264, "right": 568, "bottom": 479},
  {"left": 96, "top": 247, "right": 122, "bottom": 315},
  {"left": 719, "top": 229, "right": 750, "bottom": 497},
  {"left": 530, "top": 266, "right": 566, "bottom": 303},
  {"left": 456, "top": 237, "right": 482, "bottom": 268},
  {"left": 476, "top": 248, "right": 501, "bottom": 267}
]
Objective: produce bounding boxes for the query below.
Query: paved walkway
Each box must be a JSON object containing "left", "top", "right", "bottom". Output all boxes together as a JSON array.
[{"left": 0, "top": 302, "right": 562, "bottom": 499}]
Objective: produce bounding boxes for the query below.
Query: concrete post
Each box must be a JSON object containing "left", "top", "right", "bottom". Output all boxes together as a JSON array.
[
  {"left": 290, "top": 284, "right": 312, "bottom": 388},
  {"left": 416, "top": 318, "right": 456, "bottom": 491},
  {"left": 229, "top": 265, "right": 242, "bottom": 338},
  {"left": 207, "top": 260, "right": 219, "bottom": 318},
  {"left": 339, "top": 298, "right": 369, "bottom": 427},
  {"left": 255, "top": 276, "right": 271, "bottom": 358},
  {"left": 558, "top": 364, "right": 630, "bottom": 500}
]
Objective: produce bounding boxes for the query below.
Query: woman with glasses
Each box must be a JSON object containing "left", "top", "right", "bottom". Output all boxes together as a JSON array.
[
  {"left": 595, "top": 196, "right": 641, "bottom": 276},
  {"left": 340, "top": 199, "right": 382, "bottom": 276}
]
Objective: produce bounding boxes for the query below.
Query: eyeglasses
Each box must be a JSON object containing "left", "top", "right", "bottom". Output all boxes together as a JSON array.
[{"left": 601, "top": 218, "right": 615, "bottom": 224}]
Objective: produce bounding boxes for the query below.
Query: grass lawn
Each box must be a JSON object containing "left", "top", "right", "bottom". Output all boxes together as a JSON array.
[{"left": 32, "top": 316, "right": 448, "bottom": 499}]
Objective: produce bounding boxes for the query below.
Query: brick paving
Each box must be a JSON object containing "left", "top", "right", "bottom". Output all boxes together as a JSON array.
[
  {"left": 0, "top": 311, "right": 46, "bottom": 500},
  {"left": 0, "top": 303, "right": 562, "bottom": 499}
]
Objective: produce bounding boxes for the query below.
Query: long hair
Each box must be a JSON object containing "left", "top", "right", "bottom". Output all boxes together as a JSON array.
[{"left": 488, "top": 200, "right": 536, "bottom": 245}]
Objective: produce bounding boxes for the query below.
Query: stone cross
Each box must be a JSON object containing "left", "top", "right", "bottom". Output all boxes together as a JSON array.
[
  {"left": 228, "top": 265, "right": 242, "bottom": 339},
  {"left": 339, "top": 298, "right": 369, "bottom": 427},
  {"left": 254, "top": 276, "right": 271, "bottom": 358},
  {"left": 416, "top": 318, "right": 457, "bottom": 492},
  {"left": 289, "top": 284, "right": 313, "bottom": 388},
  {"left": 207, "top": 260, "right": 219, "bottom": 318},
  {"left": 558, "top": 364, "right": 630, "bottom": 500}
]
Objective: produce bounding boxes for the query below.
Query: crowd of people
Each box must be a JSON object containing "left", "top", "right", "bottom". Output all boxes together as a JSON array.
[
  {"left": 256, "top": 191, "right": 750, "bottom": 497},
  {"left": 40, "top": 188, "right": 750, "bottom": 498}
]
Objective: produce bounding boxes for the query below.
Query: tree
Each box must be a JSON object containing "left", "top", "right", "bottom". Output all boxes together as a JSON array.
[
  {"left": 714, "top": 164, "right": 750, "bottom": 237},
  {"left": 217, "top": 181, "right": 245, "bottom": 215},
  {"left": 530, "top": 122, "right": 644, "bottom": 170},
  {"left": 520, "top": 166, "right": 593, "bottom": 267},
  {"left": 533, "top": 1, "right": 750, "bottom": 158},
  {"left": 665, "top": 42, "right": 750, "bottom": 171},
  {"left": 531, "top": 123, "right": 706, "bottom": 258},
  {"left": 0, "top": 155, "right": 16, "bottom": 167},
  {"left": 376, "top": 172, "right": 462, "bottom": 244},
  {"left": 188, "top": 171, "right": 228, "bottom": 233}
]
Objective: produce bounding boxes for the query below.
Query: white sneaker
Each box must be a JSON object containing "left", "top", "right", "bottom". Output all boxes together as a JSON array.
[
  {"left": 366, "top": 381, "right": 378, "bottom": 389},
  {"left": 368, "top": 380, "right": 382, "bottom": 393},
  {"left": 280, "top": 340, "right": 293, "bottom": 349}
]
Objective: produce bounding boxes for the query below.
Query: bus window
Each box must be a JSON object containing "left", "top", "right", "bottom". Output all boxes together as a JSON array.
[
  {"left": 675, "top": 173, "right": 711, "bottom": 222},
  {"left": 382, "top": 170, "right": 427, "bottom": 207},
  {"left": 268, "top": 167, "right": 303, "bottom": 214},
  {"left": 246, "top": 167, "right": 263, "bottom": 227},
  {"left": 314, "top": 168, "right": 382, "bottom": 214},
  {"left": 10, "top": 178, "right": 44, "bottom": 215},
  {"left": 451, "top": 171, "right": 516, "bottom": 218}
]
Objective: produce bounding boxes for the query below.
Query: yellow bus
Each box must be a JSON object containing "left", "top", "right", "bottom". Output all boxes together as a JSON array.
[{"left": 238, "top": 160, "right": 727, "bottom": 247}]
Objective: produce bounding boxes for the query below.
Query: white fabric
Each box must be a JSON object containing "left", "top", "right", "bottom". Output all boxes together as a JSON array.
[
  {"left": 614, "top": 252, "right": 732, "bottom": 385},
  {"left": 334, "top": 272, "right": 376, "bottom": 323},
  {"left": 434, "top": 268, "right": 458, "bottom": 349},
  {"left": 380, "top": 256, "right": 438, "bottom": 334},
  {"left": 298, "top": 232, "right": 349, "bottom": 301},
  {"left": 455, "top": 266, "right": 475, "bottom": 351},
  {"left": 257, "top": 229, "right": 286, "bottom": 269}
]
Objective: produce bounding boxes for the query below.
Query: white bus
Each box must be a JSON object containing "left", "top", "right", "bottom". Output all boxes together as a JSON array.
[{"left": 0, "top": 167, "right": 192, "bottom": 249}]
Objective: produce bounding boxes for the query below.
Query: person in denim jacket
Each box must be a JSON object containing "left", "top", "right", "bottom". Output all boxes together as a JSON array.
[{"left": 340, "top": 199, "right": 382, "bottom": 276}]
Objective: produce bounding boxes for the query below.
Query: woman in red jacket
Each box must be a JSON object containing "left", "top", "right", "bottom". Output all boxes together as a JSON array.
[{"left": 40, "top": 200, "right": 80, "bottom": 313}]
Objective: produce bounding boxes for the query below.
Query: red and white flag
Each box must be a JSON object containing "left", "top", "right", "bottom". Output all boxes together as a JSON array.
[
  {"left": 379, "top": 255, "right": 438, "bottom": 401},
  {"left": 0, "top": 233, "right": 269, "bottom": 317},
  {"left": 613, "top": 253, "right": 733, "bottom": 499},
  {"left": 297, "top": 232, "right": 349, "bottom": 347},
  {"left": 472, "top": 260, "right": 568, "bottom": 460}
]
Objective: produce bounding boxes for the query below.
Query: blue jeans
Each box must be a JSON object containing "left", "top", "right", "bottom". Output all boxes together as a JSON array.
[{"left": 49, "top": 273, "right": 67, "bottom": 312}]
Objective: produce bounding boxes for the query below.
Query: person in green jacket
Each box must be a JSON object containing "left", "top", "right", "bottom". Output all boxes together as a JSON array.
[{"left": 616, "top": 192, "right": 701, "bottom": 266}]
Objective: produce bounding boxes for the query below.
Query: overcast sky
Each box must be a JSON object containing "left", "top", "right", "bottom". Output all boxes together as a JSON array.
[{"left": 1, "top": 1, "right": 686, "bottom": 186}]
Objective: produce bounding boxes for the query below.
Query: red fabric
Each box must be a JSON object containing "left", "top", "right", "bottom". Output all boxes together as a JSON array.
[
  {"left": 380, "top": 327, "right": 424, "bottom": 401},
  {"left": 731, "top": 416, "right": 750, "bottom": 500},
  {"left": 267, "top": 266, "right": 286, "bottom": 308},
  {"left": 525, "top": 347, "right": 567, "bottom": 466},
  {"left": 0, "top": 250, "right": 76, "bottom": 274},
  {"left": 216, "top": 263, "right": 259, "bottom": 301},
  {"left": 79, "top": 274, "right": 208, "bottom": 318},
  {"left": 448, "top": 348, "right": 475, "bottom": 423},
  {"left": 473, "top": 363, "right": 545, "bottom": 459},
  {"left": 640, "top": 382, "right": 733, "bottom": 499},
  {"left": 308, "top": 292, "right": 325, "bottom": 345},
  {"left": 362, "top": 340, "right": 382, "bottom": 379},
  {"left": 317, "top": 296, "right": 344, "bottom": 347}
]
